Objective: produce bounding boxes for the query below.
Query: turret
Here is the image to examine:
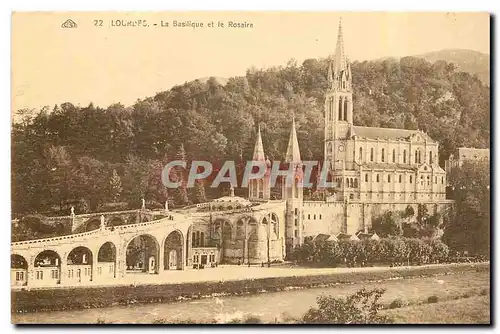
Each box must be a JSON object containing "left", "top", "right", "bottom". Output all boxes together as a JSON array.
[
  {"left": 283, "top": 117, "right": 304, "bottom": 251},
  {"left": 249, "top": 125, "right": 270, "bottom": 201}
]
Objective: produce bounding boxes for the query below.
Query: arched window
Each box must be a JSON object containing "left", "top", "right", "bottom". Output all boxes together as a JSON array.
[
  {"left": 388, "top": 174, "right": 391, "bottom": 183},
  {"left": 376, "top": 174, "right": 380, "bottom": 182},
  {"left": 435, "top": 176, "right": 437, "bottom": 184},
  {"left": 308, "top": 214, "right": 310, "bottom": 219},
  {"left": 196, "top": 231, "right": 200, "bottom": 247},
  {"left": 359, "top": 147, "right": 363, "bottom": 162},
  {"left": 365, "top": 173, "right": 368, "bottom": 182},
  {"left": 429, "top": 151, "right": 433, "bottom": 164},
  {"left": 418, "top": 150, "right": 422, "bottom": 163},
  {"left": 381, "top": 149, "right": 385, "bottom": 162},
  {"left": 392, "top": 149, "right": 396, "bottom": 163},
  {"left": 314, "top": 214, "right": 316, "bottom": 219},
  {"left": 403, "top": 150, "right": 407, "bottom": 163},
  {"left": 415, "top": 150, "right": 418, "bottom": 163},
  {"left": 370, "top": 148, "right": 374, "bottom": 162},
  {"left": 354, "top": 178, "right": 358, "bottom": 188},
  {"left": 200, "top": 232, "right": 205, "bottom": 247},
  {"left": 294, "top": 178, "right": 299, "bottom": 198},
  {"left": 343, "top": 100, "right": 348, "bottom": 121},
  {"left": 399, "top": 175, "right": 402, "bottom": 183},
  {"left": 410, "top": 175, "right": 413, "bottom": 183},
  {"left": 191, "top": 232, "right": 196, "bottom": 247},
  {"left": 441, "top": 176, "right": 444, "bottom": 184},
  {"left": 346, "top": 177, "right": 350, "bottom": 187},
  {"left": 338, "top": 97, "right": 343, "bottom": 120}
]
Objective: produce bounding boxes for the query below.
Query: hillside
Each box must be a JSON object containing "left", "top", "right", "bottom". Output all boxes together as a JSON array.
[
  {"left": 12, "top": 56, "right": 490, "bottom": 214},
  {"left": 413, "top": 49, "right": 490, "bottom": 86}
]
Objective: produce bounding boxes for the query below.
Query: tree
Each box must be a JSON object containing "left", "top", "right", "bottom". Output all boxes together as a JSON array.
[
  {"left": 301, "top": 288, "right": 393, "bottom": 324},
  {"left": 191, "top": 179, "right": 207, "bottom": 204},
  {"left": 74, "top": 156, "right": 108, "bottom": 212},
  {"left": 371, "top": 211, "right": 402, "bottom": 237},
  {"left": 443, "top": 161, "right": 490, "bottom": 256},
  {"left": 109, "top": 169, "right": 123, "bottom": 202}
]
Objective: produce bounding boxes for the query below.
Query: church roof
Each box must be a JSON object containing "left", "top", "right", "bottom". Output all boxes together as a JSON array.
[{"left": 352, "top": 126, "right": 434, "bottom": 142}]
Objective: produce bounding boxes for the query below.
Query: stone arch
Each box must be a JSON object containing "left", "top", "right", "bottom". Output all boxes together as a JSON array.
[
  {"left": 67, "top": 246, "right": 94, "bottom": 282},
  {"left": 34, "top": 250, "right": 61, "bottom": 267},
  {"left": 11, "top": 254, "right": 28, "bottom": 269},
  {"left": 108, "top": 216, "right": 126, "bottom": 227},
  {"left": 97, "top": 242, "right": 117, "bottom": 279},
  {"left": 67, "top": 246, "right": 93, "bottom": 265},
  {"left": 98, "top": 242, "right": 116, "bottom": 262},
  {"left": 34, "top": 250, "right": 61, "bottom": 285},
  {"left": 80, "top": 217, "right": 101, "bottom": 232},
  {"left": 163, "top": 230, "right": 184, "bottom": 270},
  {"left": 125, "top": 234, "right": 160, "bottom": 274},
  {"left": 11, "top": 254, "right": 28, "bottom": 286}
]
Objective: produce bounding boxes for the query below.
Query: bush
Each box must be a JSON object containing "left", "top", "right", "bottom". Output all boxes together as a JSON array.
[
  {"left": 388, "top": 298, "right": 407, "bottom": 309},
  {"left": 427, "top": 295, "right": 439, "bottom": 304},
  {"left": 301, "top": 288, "right": 394, "bottom": 324}
]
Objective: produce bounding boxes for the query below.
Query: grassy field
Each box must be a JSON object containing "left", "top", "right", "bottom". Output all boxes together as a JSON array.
[{"left": 384, "top": 295, "right": 490, "bottom": 324}]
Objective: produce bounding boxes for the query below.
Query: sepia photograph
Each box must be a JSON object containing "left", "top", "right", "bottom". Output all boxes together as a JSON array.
[{"left": 10, "top": 11, "right": 490, "bottom": 324}]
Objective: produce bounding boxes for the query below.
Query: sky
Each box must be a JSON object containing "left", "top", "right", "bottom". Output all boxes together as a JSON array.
[{"left": 12, "top": 12, "right": 490, "bottom": 111}]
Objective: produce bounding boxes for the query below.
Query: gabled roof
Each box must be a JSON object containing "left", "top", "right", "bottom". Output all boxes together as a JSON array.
[{"left": 352, "top": 126, "right": 434, "bottom": 142}]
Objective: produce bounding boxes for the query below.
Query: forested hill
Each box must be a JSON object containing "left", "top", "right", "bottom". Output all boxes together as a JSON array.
[
  {"left": 413, "top": 49, "right": 490, "bottom": 86},
  {"left": 12, "top": 56, "right": 490, "bottom": 214}
]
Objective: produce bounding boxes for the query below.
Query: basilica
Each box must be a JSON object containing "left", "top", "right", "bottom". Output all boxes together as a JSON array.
[{"left": 239, "top": 20, "right": 452, "bottom": 252}]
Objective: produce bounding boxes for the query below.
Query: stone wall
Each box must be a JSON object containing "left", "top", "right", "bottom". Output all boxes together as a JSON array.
[{"left": 302, "top": 200, "right": 454, "bottom": 237}]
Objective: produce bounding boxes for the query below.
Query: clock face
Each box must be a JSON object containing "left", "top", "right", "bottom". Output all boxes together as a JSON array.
[{"left": 338, "top": 145, "right": 345, "bottom": 152}]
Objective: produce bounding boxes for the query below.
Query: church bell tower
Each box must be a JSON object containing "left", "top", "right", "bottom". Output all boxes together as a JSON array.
[{"left": 324, "top": 19, "right": 353, "bottom": 171}]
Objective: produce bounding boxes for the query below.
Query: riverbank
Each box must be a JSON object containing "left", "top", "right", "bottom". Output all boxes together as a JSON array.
[{"left": 12, "top": 262, "right": 489, "bottom": 314}]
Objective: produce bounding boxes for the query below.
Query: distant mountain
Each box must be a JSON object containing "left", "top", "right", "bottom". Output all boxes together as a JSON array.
[{"left": 413, "top": 49, "right": 490, "bottom": 86}]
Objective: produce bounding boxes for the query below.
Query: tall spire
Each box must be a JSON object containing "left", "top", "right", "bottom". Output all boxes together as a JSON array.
[
  {"left": 334, "top": 18, "right": 348, "bottom": 75},
  {"left": 285, "top": 117, "right": 302, "bottom": 163},
  {"left": 252, "top": 125, "right": 266, "bottom": 161}
]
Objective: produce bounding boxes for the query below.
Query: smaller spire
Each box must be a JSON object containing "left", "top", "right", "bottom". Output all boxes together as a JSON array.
[
  {"left": 252, "top": 124, "right": 266, "bottom": 161},
  {"left": 285, "top": 117, "right": 302, "bottom": 163},
  {"left": 327, "top": 57, "right": 334, "bottom": 85}
]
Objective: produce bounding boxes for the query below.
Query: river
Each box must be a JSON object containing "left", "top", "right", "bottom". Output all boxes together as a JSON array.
[{"left": 12, "top": 270, "right": 488, "bottom": 324}]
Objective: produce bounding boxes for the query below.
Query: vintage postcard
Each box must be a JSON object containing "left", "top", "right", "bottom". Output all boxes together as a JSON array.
[{"left": 11, "top": 12, "right": 490, "bottom": 324}]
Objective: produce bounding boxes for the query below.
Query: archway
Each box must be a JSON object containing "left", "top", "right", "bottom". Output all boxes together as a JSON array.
[
  {"left": 270, "top": 213, "right": 279, "bottom": 238},
  {"left": 82, "top": 218, "right": 101, "bottom": 232},
  {"left": 34, "top": 250, "right": 61, "bottom": 285},
  {"left": 108, "top": 217, "right": 126, "bottom": 227},
  {"left": 11, "top": 254, "right": 28, "bottom": 286},
  {"left": 125, "top": 234, "right": 159, "bottom": 274},
  {"left": 67, "top": 246, "right": 93, "bottom": 283},
  {"left": 97, "top": 242, "right": 116, "bottom": 279},
  {"left": 164, "top": 230, "right": 184, "bottom": 270}
]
